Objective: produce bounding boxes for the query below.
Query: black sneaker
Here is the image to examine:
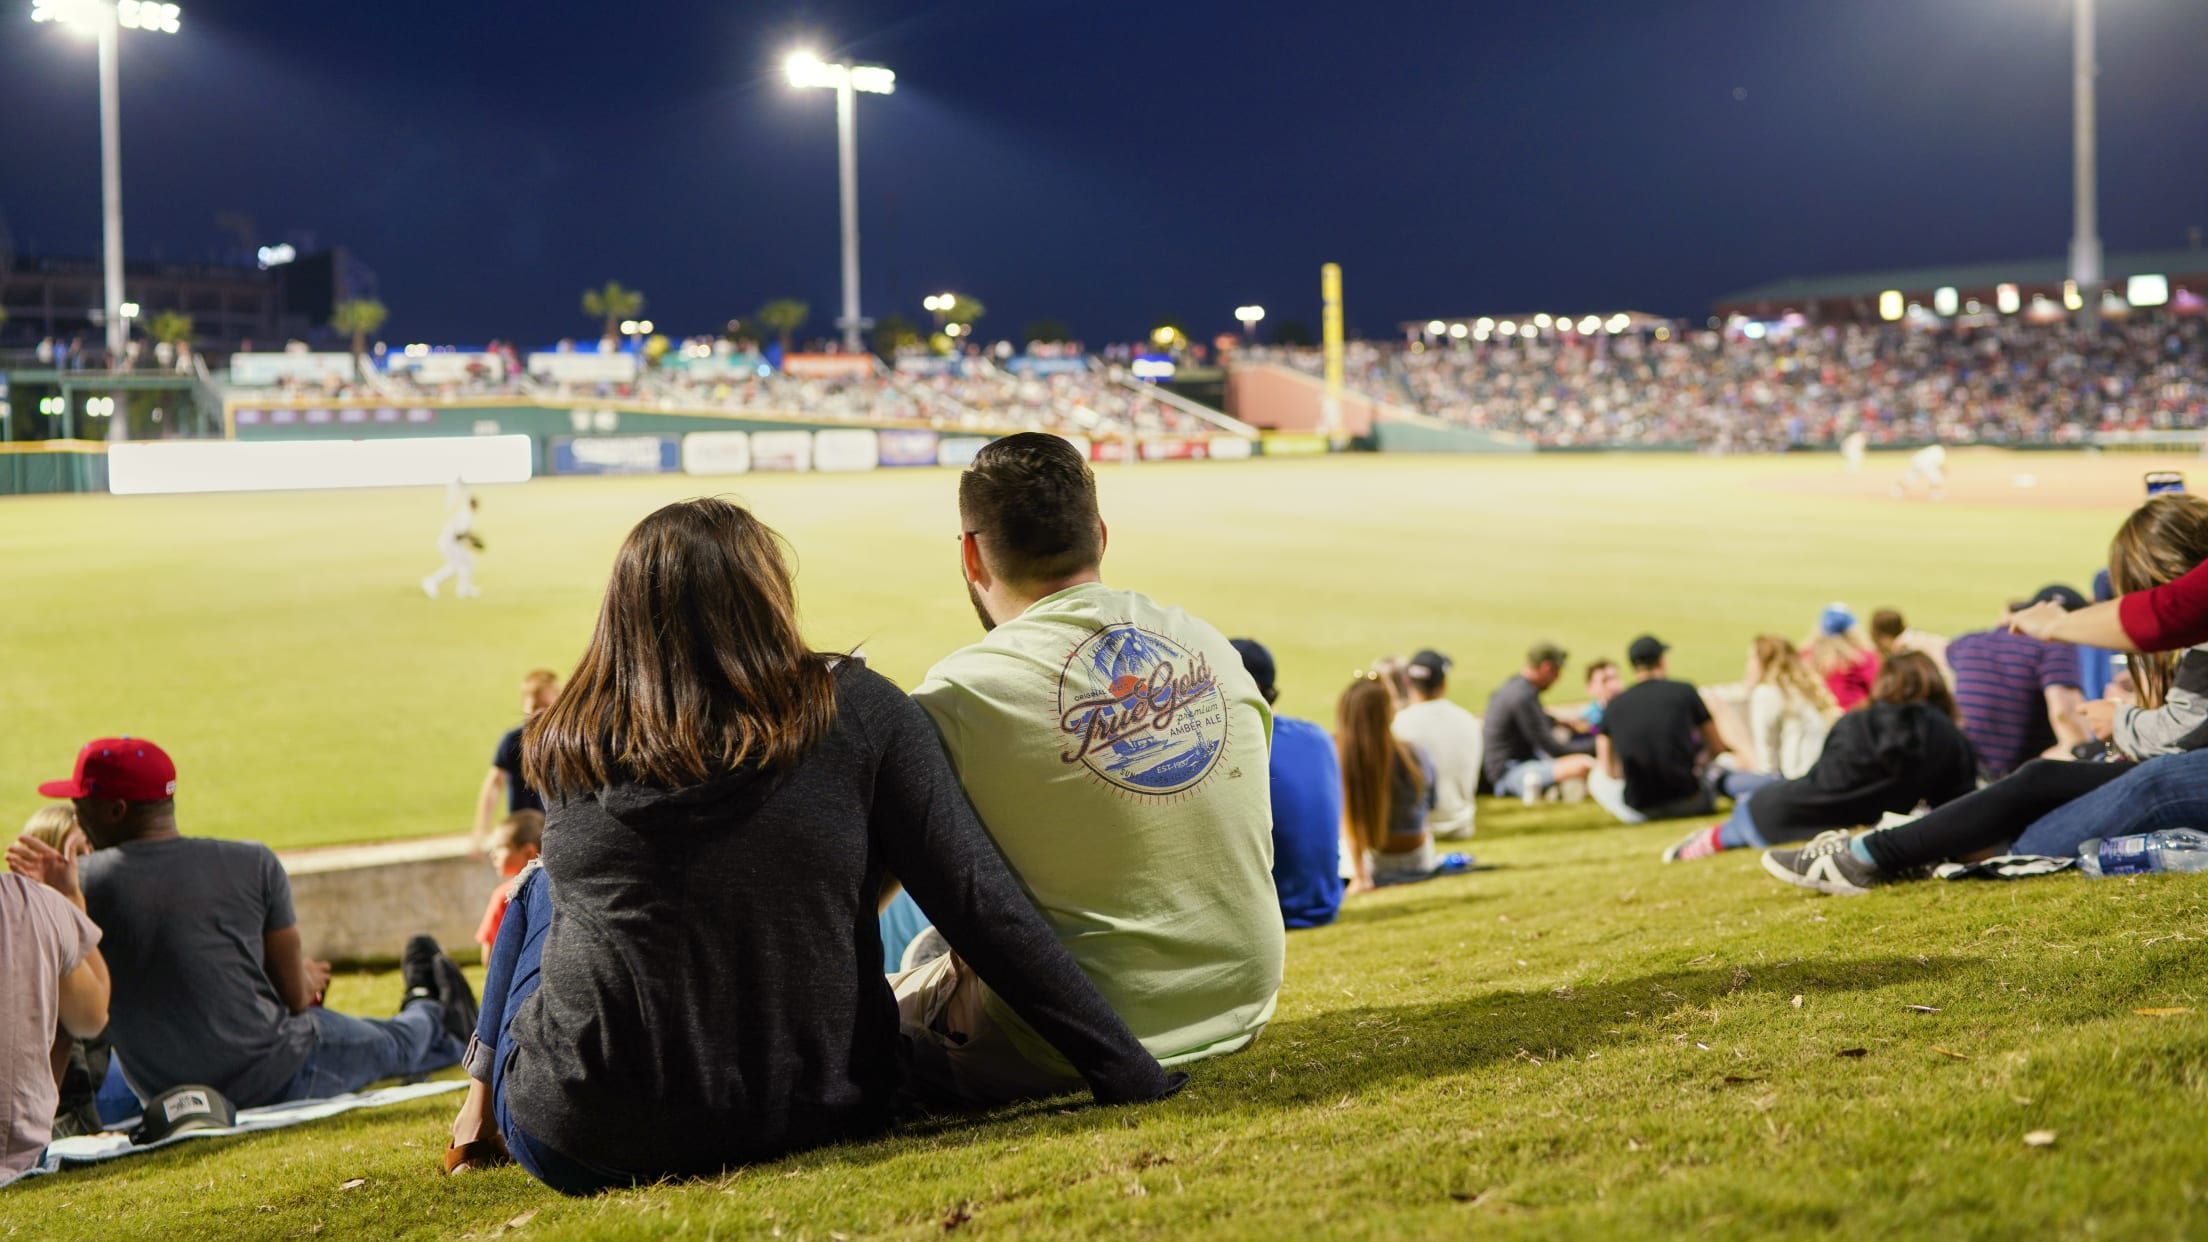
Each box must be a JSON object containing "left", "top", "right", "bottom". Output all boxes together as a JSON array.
[
  {"left": 431, "top": 950, "right": 479, "bottom": 1047},
  {"left": 1761, "top": 831, "right": 1883, "bottom": 896},
  {"left": 401, "top": 934, "right": 441, "bottom": 1004}
]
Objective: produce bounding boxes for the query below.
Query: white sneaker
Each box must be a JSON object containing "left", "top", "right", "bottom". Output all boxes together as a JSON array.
[
  {"left": 420, "top": 577, "right": 438, "bottom": 599},
  {"left": 1521, "top": 777, "right": 1544, "bottom": 806}
]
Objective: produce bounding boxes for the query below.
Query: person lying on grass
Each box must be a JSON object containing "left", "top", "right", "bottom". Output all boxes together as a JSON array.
[
  {"left": 1764, "top": 492, "right": 2208, "bottom": 894},
  {"left": 441, "top": 497, "right": 1180, "bottom": 1194},
  {"left": 1663, "top": 652, "right": 1977, "bottom": 863}
]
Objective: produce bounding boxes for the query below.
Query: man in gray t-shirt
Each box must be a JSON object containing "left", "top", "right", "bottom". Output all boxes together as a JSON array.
[{"left": 24, "top": 737, "right": 472, "bottom": 1110}]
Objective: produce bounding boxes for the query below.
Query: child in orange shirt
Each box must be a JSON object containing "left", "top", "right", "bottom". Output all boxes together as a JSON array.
[{"left": 476, "top": 810, "right": 543, "bottom": 951}]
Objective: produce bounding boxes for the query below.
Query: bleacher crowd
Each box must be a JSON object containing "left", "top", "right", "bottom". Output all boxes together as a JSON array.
[{"left": 9, "top": 436, "right": 2208, "bottom": 1196}]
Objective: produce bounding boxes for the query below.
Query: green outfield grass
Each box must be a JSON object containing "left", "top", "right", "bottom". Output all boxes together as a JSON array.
[
  {"left": 0, "top": 452, "right": 2125, "bottom": 850},
  {"left": 5, "top": 451, "right": 2203, "bottom": 1240}
]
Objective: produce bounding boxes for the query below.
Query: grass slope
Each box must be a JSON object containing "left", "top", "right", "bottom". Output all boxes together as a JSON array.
[
  {"left": 0, "top": 452, "right": 2127, "bottom": 850},
  {"left": 5, "top": 801, "right": 2203, "bottom": 1240}
]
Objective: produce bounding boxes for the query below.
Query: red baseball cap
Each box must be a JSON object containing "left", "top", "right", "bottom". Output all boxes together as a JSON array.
[{"left": 39, "top": 737, "right": 178, "bottom": 802}]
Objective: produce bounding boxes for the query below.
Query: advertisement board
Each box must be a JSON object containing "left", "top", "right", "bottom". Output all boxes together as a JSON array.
[
  {"left": 937, "top": 437, "right": 990, "bottom": 468},
  {"left": 109, "top": 435, "right": 532, "bottom": 495},
  {"left": 1208, "top": 436, "right": 1255, "bottom": 460},
  {"left": 782, "top": 353, "right": 876, "bottom": 381},
  {"left": 1261, "top": 432, "right": 1330, "bottom": 456},
  {"left": 551, "top": 435, "right": 680, "bottom": 475},
  {"left": 1088, "top": 437, "right": 1131, "bottom": 464},
  {"left": 229, "top": 352, "right": 358, "bottom": 387},
  {"left": 1139, "top": 437, "right": 1205, "bottom": 461},
  {"left": 526, "top": 351, "right": 639, "bottom": 384},
  {"left": 388, "top": 351, "right": 507, "bottom": 385},
  {"left": 813, "top": 429, "right": 881, "bottom": 473},
  {"left": 750, "top": 430, "right": 814, "bottom": 472},
  {"left": 877, "top": 428, "right": 940, "bottom": 467},
  {"left": 1006, "top": 356, "right": 1091, "bottom": 377},
  {"left": 893, "top": 356, "right": 959, "bottom": 376},
  {"left": 681, "top": 431, "right": 752, "bottom": 476}
]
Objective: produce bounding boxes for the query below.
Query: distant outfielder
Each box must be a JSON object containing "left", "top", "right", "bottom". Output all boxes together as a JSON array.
[
  {"left": 422, "top": 489, "right": 484, "bottom": 599},
  {"left": 1892, "top": 443, "right": 1946, "bottom": 500},
  {"left": 1840, "top": 429, "right": 1868, "bottom": 473}
]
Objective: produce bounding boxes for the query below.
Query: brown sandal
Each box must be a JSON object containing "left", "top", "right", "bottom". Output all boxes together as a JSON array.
[{"left": 442, "top": 1133, "right": 512, "bottom": 1175}]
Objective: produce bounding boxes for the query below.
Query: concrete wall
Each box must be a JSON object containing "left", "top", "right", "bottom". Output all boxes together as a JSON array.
[
  {"left": 1224, "top": 364, "right": 1380, "bottom": 435},
  {"left": 281, "top": 836, "right": 502, "bottom": 964}
]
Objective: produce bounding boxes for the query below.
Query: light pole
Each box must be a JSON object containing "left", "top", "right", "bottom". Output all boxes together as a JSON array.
[
  {"left": 32, "top": 0, "right": 181, "bottom": 366},
  {"left": 2070, "top": 0, "right": 2102, "bottom": 332},
  {"left": 1234, "top": 304, "right": 1266, "bottom": 341},
  {"left": 786, "top": 50, "right": 895, "bottom": 354}
]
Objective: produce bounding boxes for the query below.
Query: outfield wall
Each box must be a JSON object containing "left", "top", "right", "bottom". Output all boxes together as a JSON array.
[{"left": 281, "top": 837, "right": 500, "bottom": 964}]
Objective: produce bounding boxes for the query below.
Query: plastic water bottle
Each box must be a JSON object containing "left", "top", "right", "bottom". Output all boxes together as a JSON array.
[{"left": 2077, "top": 829, "right": 2208, "bottom": 878}]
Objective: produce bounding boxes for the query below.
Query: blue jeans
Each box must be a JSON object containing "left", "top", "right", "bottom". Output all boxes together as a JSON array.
[
  {"left": 2012, "top": 750, "right": 2208, "bottom": 857},
  {"left": 477, "top": 866, "right": 633, "bottom": 1196},
  {"left": 1495, "top": 758, "right": 1556, "bottom": 799},
  {"left": 281, "top": 1001, "right": 463, "bottom": 1102},
  {"left": 1716, "top": 790, "right": 1765, "bottom": 849}
]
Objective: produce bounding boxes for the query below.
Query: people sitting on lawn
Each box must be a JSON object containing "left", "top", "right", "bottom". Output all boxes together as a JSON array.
[
  {"left": 1765, "top": 493, "right": 2208, "bottom": 894},
  {"left": 1578, "top": 658, "right": 1624, "bottom": 733},
  {"left": 901, "top": 433, "right": 1281, "bottom": 1106},
  {"left": 1232, "top": 638, "right": 1344, "bottom": 928},
  {"left": 1393, "top": 648, "right": 1483, "bottom": 842},
  {"left": 1945, "top": 585, "right": 2094, "bottom": 779},
  {"left": 1744, "top": 634, "right": 1837, "bottom": 779},
  {"left": 14, "top": 805, "right": 117, "bottom": 1140},
  {"left": 1, "top": 822, "right": 109, "bottom": 1179},
  {"left": 1591, "top": 636, "right": 1759, "bottom": 824},
  {"left": 1868, "top": 607, "right": 1950, "bottom": 683},
  {"left": 1339, "top": 671, "right": 1467, "bottom": 890},
  {"left": 474, "top": 809, "right": 543, "bottom": 952},
  {"left": 1804, "top": 604, "right": 1880, "bottom": 710},
  {"left": 1483, "top": 641, "right": 1598, "bottom": 802},
  {"left": 440, "top": 495, "right": 1180, "bottom": 1191},
  {"left": 8, "top": 738, "right": 474, "bottom": 1112},
  {"left": 1664, "top": 651, "right": 1978, "bottom": 863},
  {"left": 475, "top": 668, "right": 561, "bottom": 850}
]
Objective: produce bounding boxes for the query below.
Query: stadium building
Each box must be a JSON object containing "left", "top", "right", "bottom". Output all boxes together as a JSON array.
[{"left": 1712, "top": 246, "right": 2208, "bottom": 324}]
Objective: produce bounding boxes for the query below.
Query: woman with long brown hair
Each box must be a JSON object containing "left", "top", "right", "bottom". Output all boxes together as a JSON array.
[
  {"left": 1769, "top": 492, "right": 2208, "bottom": 894},
  {"left": 1664, "top": 651, "right": 1977, "bottom": 862},
  {"left": 439, "top": 498, "right": 1177, "bottom": 1192},
  {"left": 1337, "top": 673, "right": 1467, "bottom": 891}
]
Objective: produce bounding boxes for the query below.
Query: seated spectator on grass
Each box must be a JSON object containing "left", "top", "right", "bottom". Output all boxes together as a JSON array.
[
  {"left": 1, "top": 833, "right": 109, "bottom": 1179},
  {"left": 474, "top": 809, "right": 543, "bottom": 952},
  {"left": 901, "top": 433, "right": 1281, "bottom": 1107},
  {"left": 1805, "top": 604, "right": 1881, "bottom": 710},
  {"left": 1869, "top": 607, "right": 1951, "bottom": 683},
  {"left": 1765, "top": 494, "right": 2208, "bottom": 894},
  {"left": 1947, "top": 585, "right": 2093, "bottom": 779},
  {"left": 440, "top": 496, "right": 1179, "bottom": 1192},
  {"left": 1339, "top": 673, "right": 1466, "bottom": 890},
  {"left": 1393, "top": 649, "right": 1482, "bottom": 841},
  {"left": 15, "top": 806, "right": 114, "bottom": 1139},
  {"left": 11, "top": 738, "right": 474, "bottom": 1112},
  {"left": 1371, "top": 655, "right": 1415, "bottom": 709},
  {"left": 1232, "top": 639, "right": 1344, "bottom": 928},
  {"left": 1579, "top": 659, "right": 1624, "bottom": 733},
  {"left": 475, "top": 669, "right": 561, "bottom": 848},
  {"left": 1666, "top": 652, "right": 1977, "bottom": 862},
  {"left": 1744, "top": 634, "right": 1837, "bottom": 779},
  {"left": 1592, "top": 636, "right": 1753, "bottom": 824},
  {"left": 1483, "top": 642, "right": 1597, "bottom": 801}
]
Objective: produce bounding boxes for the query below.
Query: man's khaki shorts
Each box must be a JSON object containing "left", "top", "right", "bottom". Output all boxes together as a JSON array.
[{"left": 890, "top": 952, "right": 1082, "bottom": 1107}]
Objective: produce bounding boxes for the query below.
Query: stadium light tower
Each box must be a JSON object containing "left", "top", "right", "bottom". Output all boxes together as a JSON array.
[
  {"left": 32, "top": 0, "right": 182, "bottom": 366},
  {"left": 786, "top": 49, "right": 895, "bottom": 353},
  {"left": 1234, "top": 304, "right": 1265, "bottom": 340},
  {"left": 2070, "top": 0, "right": 2102, "bottom": 331}
]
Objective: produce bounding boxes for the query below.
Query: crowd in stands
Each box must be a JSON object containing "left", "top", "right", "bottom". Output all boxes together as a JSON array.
[
  {"left": 1247, "top": 312, "right": 2208, "bottom": 448},
  {"left": 13, "top": 438, "right": 2208, "bottom": 1198}
]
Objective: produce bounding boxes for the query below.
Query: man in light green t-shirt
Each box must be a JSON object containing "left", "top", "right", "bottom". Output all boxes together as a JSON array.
[{"left": 897, "top": 433, "right": 1285, "bottom": 1104}]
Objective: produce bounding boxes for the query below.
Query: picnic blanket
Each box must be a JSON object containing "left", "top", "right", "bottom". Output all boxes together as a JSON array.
[
  {"left": 1, "top": 1079, "right": 466, "bottom": 1190},
  {"left": 1933, "top": 854, "right": 2077, "bottom": 882}
]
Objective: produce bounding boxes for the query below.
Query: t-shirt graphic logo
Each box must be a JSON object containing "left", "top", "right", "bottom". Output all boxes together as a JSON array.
[{"left": 1057, "top": 622, "right": 1229, "bottom": 796}]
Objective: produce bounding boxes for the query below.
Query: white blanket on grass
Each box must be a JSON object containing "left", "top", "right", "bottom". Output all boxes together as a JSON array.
[{"left": 1, "top": 1079, "right": 466, "bottom": 1190}]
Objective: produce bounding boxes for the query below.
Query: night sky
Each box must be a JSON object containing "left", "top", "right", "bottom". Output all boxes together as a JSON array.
[{"left": 4, "top": 0, "right": 2206, "bottom": 346}]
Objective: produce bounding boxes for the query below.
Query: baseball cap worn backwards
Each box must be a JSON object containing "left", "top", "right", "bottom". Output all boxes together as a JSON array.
[
  {"left": 1407, "top": 649, "right": 1452, "bottom": 684},
  {"left": 39, "top": 737, "right": 177, "bottom": 801}
]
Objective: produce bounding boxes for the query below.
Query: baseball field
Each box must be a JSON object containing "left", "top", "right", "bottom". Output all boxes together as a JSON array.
[{"left": 3, "top": 449, "right": 2205, "bottom": 1239}]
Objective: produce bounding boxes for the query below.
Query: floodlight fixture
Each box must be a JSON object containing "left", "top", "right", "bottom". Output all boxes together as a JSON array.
[
  {"left": 1425, "top": 319, "right": 1446, "bottom": 335},
  {"left": 786, "top": 47, "right": 897, "bottom": 350}
]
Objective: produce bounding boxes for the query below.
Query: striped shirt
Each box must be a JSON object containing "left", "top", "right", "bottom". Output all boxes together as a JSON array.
[{"left": 1946, "top": 629, "right": 2081, "bottom": 779}]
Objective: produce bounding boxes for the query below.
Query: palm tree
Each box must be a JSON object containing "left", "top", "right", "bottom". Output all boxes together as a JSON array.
[
  {"left": 582, "top": 281, "right": 644, "bottom": 342},
  {"left": 330, "top": 299, "right": 388, "bottom": 363},
  {"left": 1022, "top": 318, "right": 1070, "bottom": 345},
  {"left": 755, "top": 299, "right": 810, "bottom": 353},
  {"left": 945, "top": 294, "right": 985, "bottom": 332},
  {"left": 872, "top": 313, "right": 920, "bottom": 356},
  {"left": 147, "top": 310, "right": 193, "bottom": 348}
]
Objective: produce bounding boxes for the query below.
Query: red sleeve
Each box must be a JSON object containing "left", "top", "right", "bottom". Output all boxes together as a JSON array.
[
  {"left": 476, "top": 884, "right": 512, "bottom": 949},
  {"left": 2119, "top": 559, "right": 2208, "bottom": 651}
]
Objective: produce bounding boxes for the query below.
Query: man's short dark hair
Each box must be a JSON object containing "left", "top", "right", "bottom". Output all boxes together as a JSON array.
[
  {"left": 1584, "top": 658, "right": 1616, "bottom": 684},
  {"left": 960, "top": 433, "right": 1103, "bottom": 587}
]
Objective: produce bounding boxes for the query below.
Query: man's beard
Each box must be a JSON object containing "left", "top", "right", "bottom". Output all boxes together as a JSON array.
[{"left": 966, "top": 578, "right": 997, "bottom": 633}]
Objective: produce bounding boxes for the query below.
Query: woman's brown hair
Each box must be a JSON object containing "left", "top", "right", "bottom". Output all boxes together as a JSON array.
[
  {"left": 2106, "top": 492, "right": 2208, "bottom": 710},
  {"left": 1335, "top": 674, "right": 1427, "bottom": 852},
  {"left": 525, "top": 498, "right": 838, "bottom": 800},
  {"left": 1870, "top": 650, "right": 1960, "bottom": 723},
  {"left": 1750, "top": 633, "right": 1839, "bottom": 721}
]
